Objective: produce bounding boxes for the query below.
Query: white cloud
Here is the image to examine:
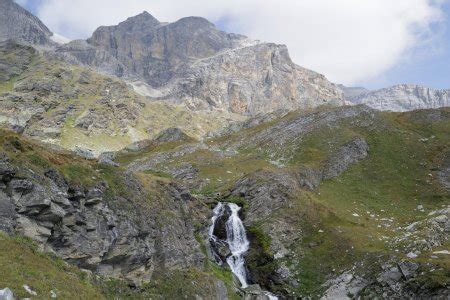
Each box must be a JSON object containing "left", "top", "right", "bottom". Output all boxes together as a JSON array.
[{"left": 32, "top": 0, "right": 445, "bottom": 85}]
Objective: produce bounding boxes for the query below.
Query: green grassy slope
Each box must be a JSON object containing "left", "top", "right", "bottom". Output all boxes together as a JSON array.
[{"left": 0, "top": 234, "right": 104, "bottom": 299}]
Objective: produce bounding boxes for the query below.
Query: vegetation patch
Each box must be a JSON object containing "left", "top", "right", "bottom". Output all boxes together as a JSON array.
[{"left": 0, "top": 233, "right": 103, "bottom": 299}]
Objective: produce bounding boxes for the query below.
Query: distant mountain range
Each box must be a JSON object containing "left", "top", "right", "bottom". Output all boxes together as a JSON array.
[
  {"left": 340, "top": 84, "right": 450, "bottom": 112},
  {"left": 1, "top": 0, "right": 449, "bottom": 116}
]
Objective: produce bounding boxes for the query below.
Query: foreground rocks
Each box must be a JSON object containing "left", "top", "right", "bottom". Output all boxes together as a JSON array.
[{"left": 0, "top": 151, "right": 204, "bottom": 285}]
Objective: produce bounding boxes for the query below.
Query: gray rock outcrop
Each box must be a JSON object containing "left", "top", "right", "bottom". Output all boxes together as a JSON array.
[
  {"left": 0, "top": 151, "right": 204, "bottom": 285},
  {"left": 154, "top": 127, "right": 192, "bottom": 143}
]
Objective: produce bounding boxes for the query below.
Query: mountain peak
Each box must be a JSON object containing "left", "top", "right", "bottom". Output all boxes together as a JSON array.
[{"left": 121, "top": 10, "right": 160, "bottom": 27}]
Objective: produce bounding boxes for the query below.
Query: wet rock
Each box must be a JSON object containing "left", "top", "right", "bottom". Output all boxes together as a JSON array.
[
  {"left": 0, "top": 153, "right": 16, "bottom": 182},
  {"left": 212, "top": 240, "right": 231, "bottom": 262},
  {"left": 212, "top": 205, "right": 231, "bottom": 241},
  {"left": 0, "top": 190, "right": 15, "bottom": 234}
]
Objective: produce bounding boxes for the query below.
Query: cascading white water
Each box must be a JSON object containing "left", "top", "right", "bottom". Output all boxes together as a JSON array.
[
  {"left": 209, "top": 202, "right": 279, "bottom": 299},
  {"left": 225, "top": 203, "right": 250, "bottom": 288},
  {"left": 209, "top": 202, "right": 250, "bottom": 288}
]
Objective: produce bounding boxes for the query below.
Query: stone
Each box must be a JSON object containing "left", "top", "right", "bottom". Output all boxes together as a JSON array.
[
  {"left": 22, "top": 284, "right": 37, "bottom": 296},
  {"left": 398, "top": 261, "right": 419, "bottom": 279},
  {"left": 154, "top": 128, "right": 193, "bottom": 143},
  {"left": 44, "top": 168, "right": 67, "bottom": 188},
  {"left": 322, "top": 272, "right": 367, "bottom": 300},
  {"left": 98, "top": 152, "right": 118, "bottom": 166},
  {"left": 77, "top": 71, "right": 91, "bottom": 84},
  {"left": 377, "top": 266, "right": 403, "bottom": 286},
  {"left": 10, "top": 178, "right": 34, "bottom": 194}
]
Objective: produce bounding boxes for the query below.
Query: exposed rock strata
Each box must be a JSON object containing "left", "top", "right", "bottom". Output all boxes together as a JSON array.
[{"left": 0, "top": 151, "right": 204, "bottom": 285}]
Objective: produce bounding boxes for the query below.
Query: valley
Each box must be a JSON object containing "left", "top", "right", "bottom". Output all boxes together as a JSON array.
[{"left": 0, "top": 0, "right": 448, "bottom": 298}]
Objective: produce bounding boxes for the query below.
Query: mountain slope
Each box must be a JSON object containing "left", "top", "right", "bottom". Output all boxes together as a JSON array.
[
  {"left": 0, "top": 41, "right": 245, "bottom": 155},
  {"left": 0, "top": 0, "right": 53, "bottom": 45},
  {"left": 0, "top": 104, "right": 448, "bottom": 298},
  {"left": 119, "top": 105, "right": 450, "bottom": 298}
]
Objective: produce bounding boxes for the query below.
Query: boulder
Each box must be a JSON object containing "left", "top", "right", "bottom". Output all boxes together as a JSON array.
[
  {"left": 398, "top": 261, "right": 419, "bottom": 279},
  {"left": 154, "top": 127, "right": 193, "bottom": 143}
]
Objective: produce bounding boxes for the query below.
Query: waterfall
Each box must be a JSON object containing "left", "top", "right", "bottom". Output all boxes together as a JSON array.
[
  {"left": 209, "top": 202, "right": 250, "bottom": 288},
  {"left": 225, "top": 203, "right": 250, "bottom": 288},
  {"left": 209, "top": 202, "right": 279, "bottom": 299}
]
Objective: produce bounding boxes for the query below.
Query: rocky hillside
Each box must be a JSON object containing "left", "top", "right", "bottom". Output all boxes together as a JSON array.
[
  {"left": 56, "top": 12, "right": 343, "bottom": 114},
  {"left": 0, "top": 0, "right": 53, "bottom": 45},
  {"left": 346, "top": 84, "right": 450, "bottom": 112},
  {"left": 0, "top": 104, "right": 449, "bottom": 298},
  {"left": 0, "top": 130, "right": 235, "bottom": 298},
  {"left": 0, "top": 40, "right": 244, "bottom": 156},
  {"left": 116, "top": 105, "right": 449, "bottom": 298}
]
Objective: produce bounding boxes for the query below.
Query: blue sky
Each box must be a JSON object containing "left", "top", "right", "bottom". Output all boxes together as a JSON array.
[
  {"left": 362, "top": 2, "right": 450, "bottom": 89},
  {"left": 20, "top": 0, "right": 450, "bottom": 90}
]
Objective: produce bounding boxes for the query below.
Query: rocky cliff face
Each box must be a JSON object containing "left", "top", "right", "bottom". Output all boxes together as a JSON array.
[
  {"left": 347, "top": 84, "right": 450, "bottom": 111},
  {"left": 0, "top": 132, "right": 207, "bottom": 286},
  {"left": 0, "top": 0, "right": 53, "bottom": 45},
  {"left": 156, "top": 42, "right": 343, "bottom": 114},
  {"left": 86, "top": 12, "right": 245, "bottom": 87},
  {"left": 58, "top": 12, "right": 344, "bottom": 115}
]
